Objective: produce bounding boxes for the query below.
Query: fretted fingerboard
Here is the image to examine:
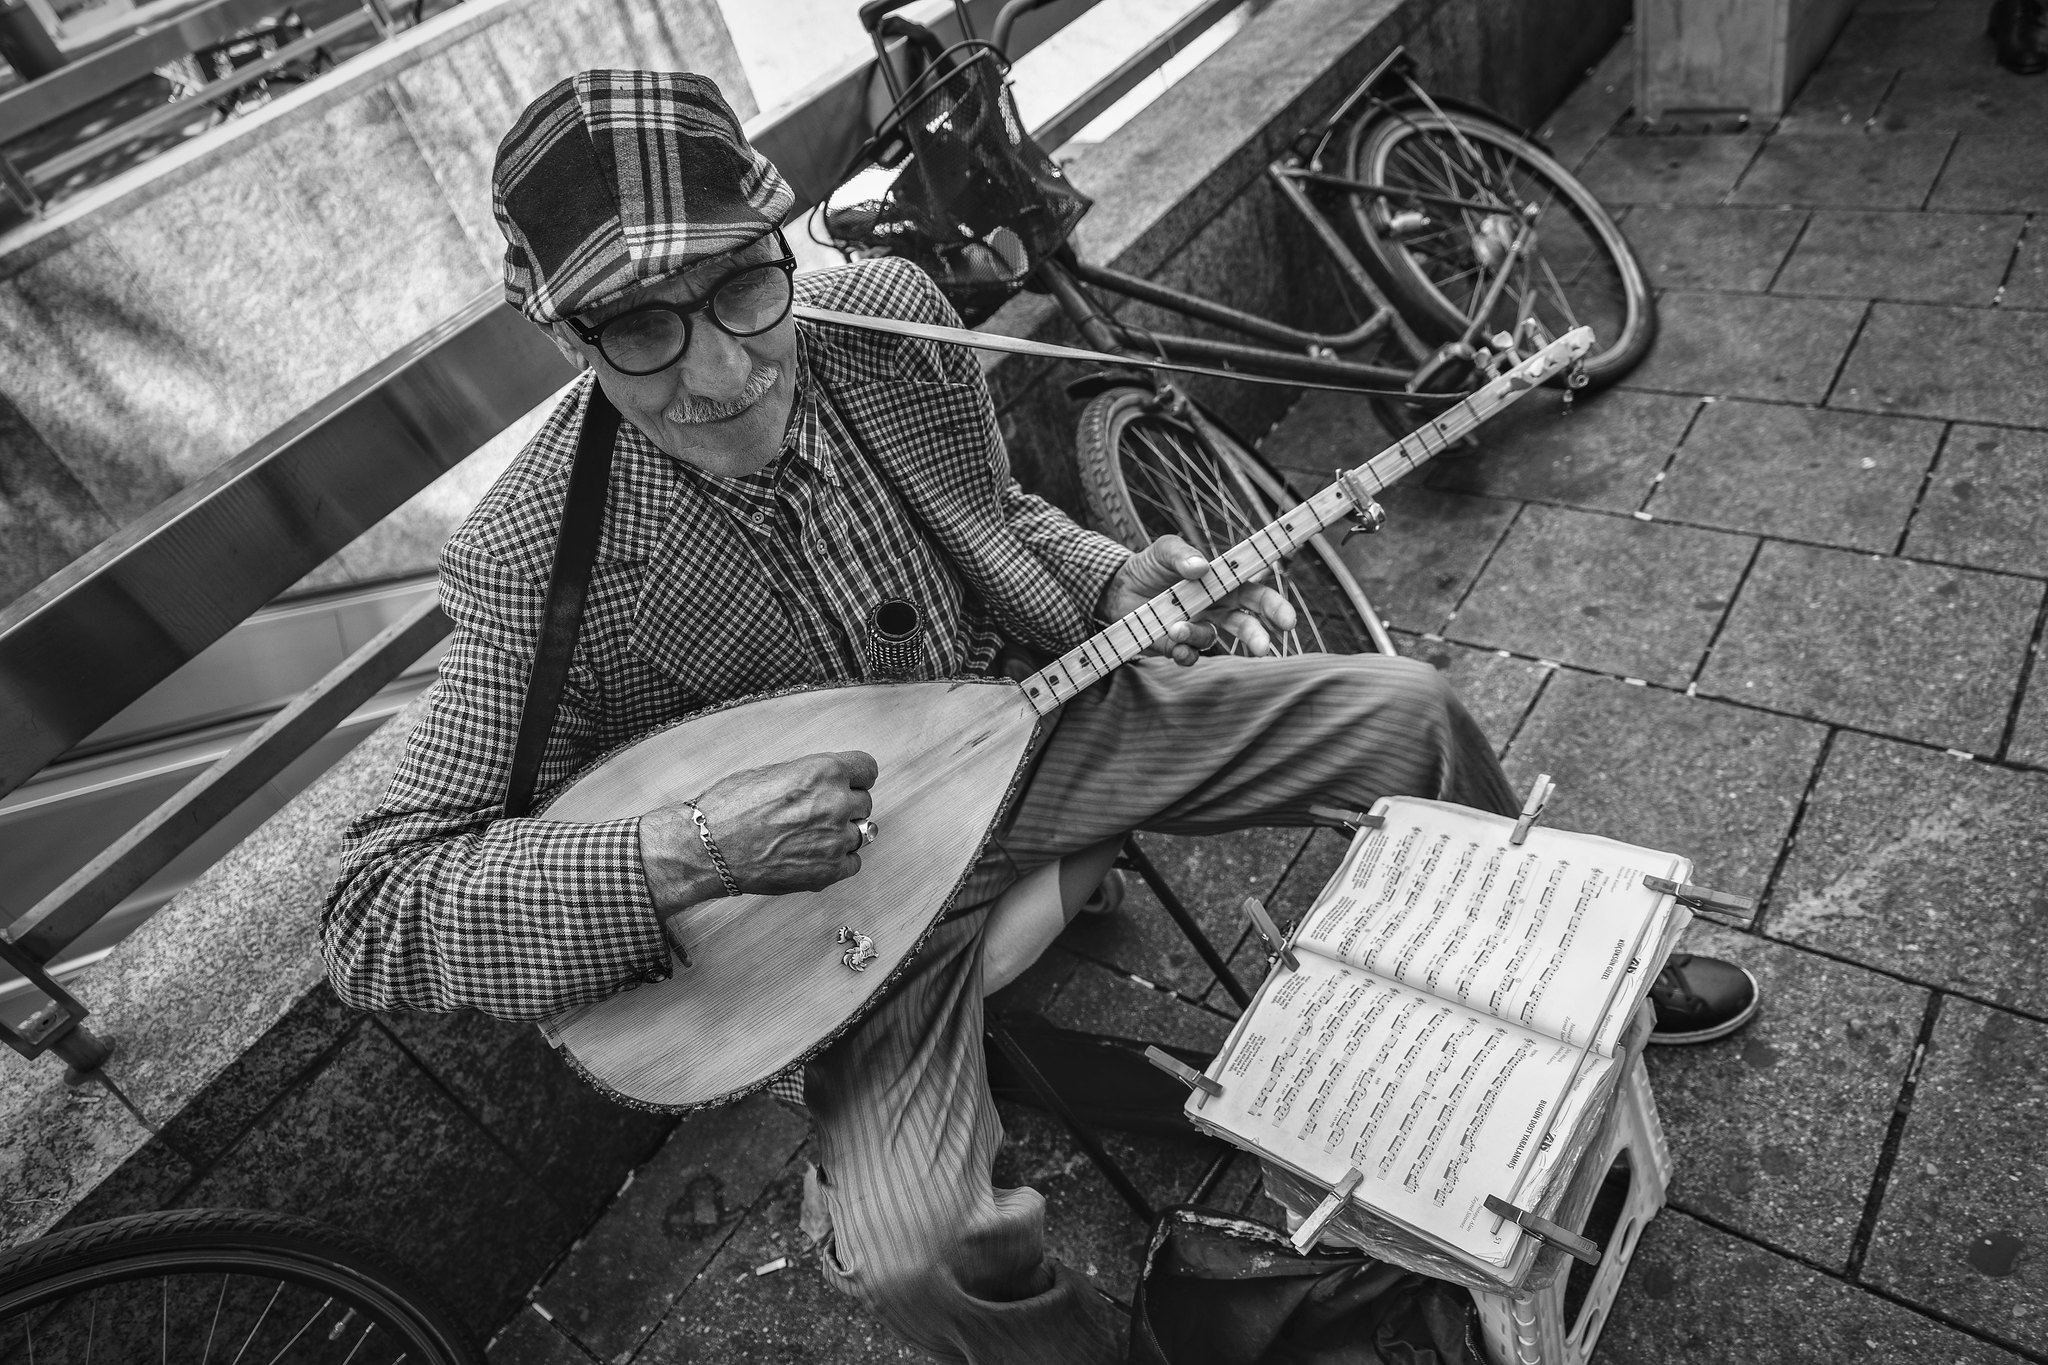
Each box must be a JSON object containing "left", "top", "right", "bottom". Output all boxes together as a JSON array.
[{"left": 1018, "top": 327, "right": 1594, "bottom": 716}]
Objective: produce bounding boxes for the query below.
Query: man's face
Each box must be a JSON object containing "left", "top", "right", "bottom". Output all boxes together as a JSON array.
[{"left": 567, "top": 234, "right": 798, "bottom": 479}]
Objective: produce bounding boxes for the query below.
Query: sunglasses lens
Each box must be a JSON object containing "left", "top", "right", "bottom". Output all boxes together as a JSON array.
[
  {"left": 599, "top": 311, "right": 688, "bottom": 374},
  {"left": 712, "top": 264, "right": 794, "bottom": 337}
]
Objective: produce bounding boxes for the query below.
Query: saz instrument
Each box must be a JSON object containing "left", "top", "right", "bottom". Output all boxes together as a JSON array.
[{"left": 535, "top": 327, "right": 1595, "bottom": 1112}]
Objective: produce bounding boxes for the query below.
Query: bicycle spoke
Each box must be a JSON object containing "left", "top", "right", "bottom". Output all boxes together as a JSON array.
[
  {"left": 228, "top": 1282, "right": 285, "bottom": 1365},
  {"left": 205, "top": 1273, "right": 229, "bottom": 1365}
]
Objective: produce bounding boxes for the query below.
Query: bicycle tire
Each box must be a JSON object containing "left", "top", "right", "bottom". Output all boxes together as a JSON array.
[
  {"left": 1076, "top": 386, "right": 1384, "bottom": 657},
  {"left": 1342, "top": 104, "right": 1655, "bottom": 391},
  {"left": 0, "top": 1208, "right": 481, "bottom": 1365}
]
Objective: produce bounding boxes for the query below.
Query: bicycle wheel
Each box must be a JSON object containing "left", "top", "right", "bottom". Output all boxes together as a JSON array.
[
  {"left": 1343, "top": 103, "right": 1654, "bottom": 390},
  {"left": 1076, "top": 386, "right": 1386, "bottom": 656},
  {"left": 0, "top": 1208, "right": 481, "bottom": 1365}
]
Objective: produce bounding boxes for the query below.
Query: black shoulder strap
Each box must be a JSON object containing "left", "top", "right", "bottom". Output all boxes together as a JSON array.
[{"left": 503, "top": 383, "right": 622, "bottom": 819}]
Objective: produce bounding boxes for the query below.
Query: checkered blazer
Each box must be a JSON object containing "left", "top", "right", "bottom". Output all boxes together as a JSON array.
[{"left": 324, "top": 258, "right": 1131, "bottom": 1022}]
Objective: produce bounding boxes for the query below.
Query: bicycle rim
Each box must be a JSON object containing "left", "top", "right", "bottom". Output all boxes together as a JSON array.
[
  {"left": 1343, "top": 107, "right": 1653, "bottom": 388},
  {"left": 1075, "top": 390, "right": 1380, "bottom": 656},
  {"left": 0, "top": 1210, "right": 480, "bottom": 1365}
]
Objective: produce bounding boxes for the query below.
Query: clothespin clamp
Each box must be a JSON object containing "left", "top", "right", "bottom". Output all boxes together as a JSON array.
[
  {"left": 1309, "top": 803, "right": 1384, "bottom": 832},
  {"left": 1642, "top": 877, "right": 1760, "bottom": 930},
  {"left": 1242, "top": 897, "right": 1299, "bottom": 971},
  {"left": 1484, "top": 1195, "right": 1602, "bottom": 1266},
  {"left": 1334, "top": 468, "right": 1386, "bottom": 541},
  {"left": 1145, "top": 1045, "right": 1223, "bottom": 1101},
  {"left": 1290, "top": 1167, "right": 1364, "bottom": 1253},
  {"left": 1509, "top": 773, "right": 1553, "bottom": 846}
]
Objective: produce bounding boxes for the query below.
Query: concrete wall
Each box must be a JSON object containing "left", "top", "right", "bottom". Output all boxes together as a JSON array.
[
  {"left": 0, "top": 0, "right": 752, "bottom": 610},
  {"left": 0, "top": 0, "right": 1629, "bottom": 1345}
]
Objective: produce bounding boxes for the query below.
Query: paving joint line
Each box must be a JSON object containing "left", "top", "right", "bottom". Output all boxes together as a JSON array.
[
  {"left": 1845, "top": 990, "right": 1943, "bottom": 1278},
  {"left": 1760, "top": 210, "right": 1815, "bottom": 294},
  {"left": 1688, "top": 535, "right": 1764, "bottom": 688},
  {"left": 1918, "top": 131, "right": 1963, "bottom": 213},
  {"left": 1992, "top": 210, "right": 2033, "bottom": 301},
  {"left": 1749, "top": 726, "right": 1838, "bottom": 938},
  {"left": 1613, "top": 379, "right": 2048, "bottom": 436},
  {"left": 1891, "top": 418, "right": 1954, "bottom": 558},
  {"left": 1818, "top": 298, "right": 1875, "bottom": 408},
  {"left": 1993, "top": 588, "right": 2048, "bottom": 763},
  {"left": 1434, "top": 496, "right": 1528, "bottom": 633},
  {"left": 1749, "top": 932, "right": 2048, "bottom": 1030},
  {"left": 1634, "top": 393, "right": 1711, "bottom": 516},
  {"left": 1662, "top": 1201, "right": 2048, "bottom": 1365}
]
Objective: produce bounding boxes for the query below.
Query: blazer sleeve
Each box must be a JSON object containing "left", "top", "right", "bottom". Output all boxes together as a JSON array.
[{"left": 321, "top": 532, "right": 672, "bottom": 1023}]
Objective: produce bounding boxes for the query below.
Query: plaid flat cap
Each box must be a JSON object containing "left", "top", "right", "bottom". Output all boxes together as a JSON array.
[{"left": 493, "top": 70, "right": 795, "bottom": 326}]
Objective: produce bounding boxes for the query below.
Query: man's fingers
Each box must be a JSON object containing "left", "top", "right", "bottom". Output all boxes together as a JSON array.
[{"left": 830, "top": 750, "right": 880, "bottom": 788}]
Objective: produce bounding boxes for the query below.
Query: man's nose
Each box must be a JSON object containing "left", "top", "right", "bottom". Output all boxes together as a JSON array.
[{"left": 679, "top": 324, "right": 754, "bottom": 396}]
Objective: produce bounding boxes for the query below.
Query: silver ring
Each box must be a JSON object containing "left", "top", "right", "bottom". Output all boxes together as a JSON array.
[{"left": 855, "top": 818, "right": 879, "bottom": 848}]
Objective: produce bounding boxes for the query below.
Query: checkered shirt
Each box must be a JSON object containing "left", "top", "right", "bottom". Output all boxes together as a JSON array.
[{"left": 324, "top": 258, "right": 1130, "bottom": 1022}]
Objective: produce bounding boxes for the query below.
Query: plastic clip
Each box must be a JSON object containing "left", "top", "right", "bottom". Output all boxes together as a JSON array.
[
  {"left": 1509, "top": 773, "right": 1554, "bottom": 846},
  {"left": 1484, "top": 1195, "right": 1602, "bottom": 1266},
  {"left": 1242, "top": 897, "right": 1299, "bottom": 971},
  {"left": 1309, "top": 803, "right": 1384, "bottom": 831},
  {"left": 1145, "top": 1045, "right": 1222, "bottom": 1098},
  {"left": 1643, "top": 876, "right": 1760, "bottom": 929},
  {"left": 1290, "top": 1167, "right": 1364, "bottom": 1253},
  {"left": 1335, "top": 468, "right": 1386, "bottom": 541}
]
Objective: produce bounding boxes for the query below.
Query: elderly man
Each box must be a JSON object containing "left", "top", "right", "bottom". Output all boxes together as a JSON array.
[{"left": 325, "top": 71, "right": 1758, "bottom": 1364}]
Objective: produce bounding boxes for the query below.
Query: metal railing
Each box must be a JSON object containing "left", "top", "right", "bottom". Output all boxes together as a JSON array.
[{"left": 0, "top": 0, "right": 1245, "bottom": 1071}]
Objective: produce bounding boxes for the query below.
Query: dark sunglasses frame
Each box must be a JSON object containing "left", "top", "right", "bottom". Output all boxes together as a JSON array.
[{"left": 566, "top": 233, "right": 798, "bottom": 376}]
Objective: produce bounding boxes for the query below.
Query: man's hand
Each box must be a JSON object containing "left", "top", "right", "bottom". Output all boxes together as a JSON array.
[
  {"left": 1097, "top": 535, "right": 1298, "bottom": 665},
  {"left": 641, "top": 751, "right": 878, "bottom": 915}
]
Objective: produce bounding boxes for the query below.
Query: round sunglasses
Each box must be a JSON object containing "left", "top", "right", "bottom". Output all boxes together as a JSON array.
[{"left": 567, "top": 239, "right": 798, "bottom": 376}]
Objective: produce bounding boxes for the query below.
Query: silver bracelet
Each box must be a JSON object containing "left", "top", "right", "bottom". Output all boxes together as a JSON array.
[{"left": 684, "top": 800, "right": 741, "bottom": 898}]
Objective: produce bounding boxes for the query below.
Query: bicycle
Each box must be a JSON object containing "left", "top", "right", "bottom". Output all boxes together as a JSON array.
[
  {"left": 0, "top": 1207, "right": 481, "bottom": 1364},
  {"left": 822, "top": 0, "right": 1653, "bottom": 657}
]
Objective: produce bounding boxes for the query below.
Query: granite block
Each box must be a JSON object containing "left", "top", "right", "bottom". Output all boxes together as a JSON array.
[
  {"left": 1623, "top": 291, "right": 1867, "bottom": 404},
  {"left": 1504, "top": 672, "right": 1826, "bottom": 894},
  {"left": 1450, "top": 504, "right": 1756, "bottom": 686},
  {"left": 378, "top": 1007, "right": 673, "bottom": 1231},
  {"left": 1056, "top": 828, "right": 1312, "bottom": 999},
  {"left": 1645, "top": 925, "right": 1926, "bottom": 1268},
  {"left": 1929, "top": 135, "right": 2048, "bottom": 212},
  {"left": 1903, "top": 423, "right": 2048, "bottom": 577},
  {"left": 1326, "top": 484, "right": 1523, "bottom": 633},
  {"left": 1730, "top": 132, "right": 1955, "bottom": 209},
  {"left": 182, "top": 1022, "right": 569, "bottom": 1338},
  {"left": 389, "top": 44, "right": 527, "bottom": 273},
  {"left": 1775, "top": 210, "right": 2024, "bottom": 305},
  {"left": 1428, "top": 387, "right": 1696, "bottom": 514},
  {"left": 487, "top": 1305, "right": 594, "bottom": 1365},
  {"left": 2014, "top": 674, "right": 2048, "bottom": 768},
  {"left": 1701, "top": 542, "right": 2040, "bottom": 750},
  {"left": 0, "top": 387, "right": 116, "bottom": 608},
  {"left": 0, "top": 1064, "right": 187, "bottom": 1246},
  {"left": 1601, "top": 1209, "right": 2031, "bottom": 1364},
  {"left": 634, "top": 1155, "right": 922, "bottom": 1364},
  {"left": 1865, "top": 1000, "right": 2048, "bottom": 1353},
  {"left": 1652, "top": 400, "right": 1941, "bottom": 552},
  {"left": 1043, "top": 960, "right": 1235, "bottom": 1054},
  {"left": 255, "top": 85, "right": 493, "bottom": 358},
  {"left": 531, "top": 1093, "right": 807, "bottom": 1362},
  {"left": 1835, "top": 302, "right": 2048, "bottom": 426},
  {"left": 1574, "top": 134, "right": 1765, "bottom": 206},
  {"left": 2003, "top": 227, "right": 2048, "bottom": 310},
  {"left": 1618, "top": 206, "right": 1808, "bottom": 292},
  {"left": 1770, "top": 733, "right": 2048, "bottom": 1012},
  {"left": 1394, "top": 633, "right": 1551, "bottom": 751},
  {"left": 154, "top": 988, "right": 360, "bottom": 1167}
]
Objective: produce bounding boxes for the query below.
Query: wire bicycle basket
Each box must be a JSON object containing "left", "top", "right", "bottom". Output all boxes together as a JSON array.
[{"left": 823, "top": 5, "right": 1090, "bottom": 324}]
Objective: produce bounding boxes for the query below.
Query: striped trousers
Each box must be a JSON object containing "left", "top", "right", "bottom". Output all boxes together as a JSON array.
[{"left": 801, "top": 651, "right": 1519, "bottom": 1363}]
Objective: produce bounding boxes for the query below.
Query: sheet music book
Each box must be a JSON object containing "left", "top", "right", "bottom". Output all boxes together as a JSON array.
[{"left": 1185, "top": 796, "right": 1692, "bottom": 1279}]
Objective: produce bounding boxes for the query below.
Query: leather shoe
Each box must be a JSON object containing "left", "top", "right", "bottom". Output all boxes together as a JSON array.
[
  {"left": 1991, "top": 0, "right": 2048, "bottom": 75},
  {"left": 1649, "top": 953, "right": 1760, "bottom": 1045}
]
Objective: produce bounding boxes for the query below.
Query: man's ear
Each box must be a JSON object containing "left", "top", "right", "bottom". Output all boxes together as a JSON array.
[{"left": 547, "top": 321, "right": 591, "bottom": 371}]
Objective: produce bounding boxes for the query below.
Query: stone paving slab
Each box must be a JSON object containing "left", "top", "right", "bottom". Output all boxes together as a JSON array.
[
  {"left": 1575, "top": 134, "right": 1764, "bottom": 206},
  {"left": 1730, "top": 132, "right": 1955, "bottom": 209},
  {"left": 1774, "top": 210, "right": 2024, "bottom": 305},
  {"left": 1326, "top": 484, "right": 1522, "bottom": 633},
  {"left": 1864, "top": 999, "right": 2048, "bottom": 1354},
  {"left": 1699, "top": 541, "right": 2042, "bottom": 752},
  {"left": 1651, "top": 399, "right": 1941, "bottom": 553},
  {"left": 528, "top": 1093, "right": 807, "bottom": 1362},
  {"left": 1902, "top": 423, "right": 2048, "bottom": 577},
  {"left": 1835, "top": 302, "right": 2048, "bottom": 428},
  {"left": 1622, "top": 291, "right": 1867, "bottom": 404},
  {"left": 1646, "top": 924, "right": 1926, "bottom": 1270},
  {"left": 1618, "top": 205, "right": 1807, "bottom": 292},
  {"left": 1601, "top": 1209, "right": 2030, "bottom": 1364},
  {"left": 1879, "top": 63, "right": 2048, "bottom": 136},
  {"left": 1779, "top": 54, "right": 1898, "bottom": 134},
  {"left": 1391, "top": 634, "right": 1550, "bottom": 749},
  {"left": 1042, "top": 958, "right": 1236, "bottom": 1054},
  {"left": 1450, "top": 504, "right": 1756, "bottom": 687},
  {"left": 2003, "top": 230, "right": 2048, "bottom": 310},
  {"left": 1502, "top": 671, "right": 1826, "bottom": 895},
  {"left": 487, "top": 1306, "right": 590, "bottom": 1365},
  {"left": 1929, "top": 134, "right": 2048, "bottom": 212},
  {"left": 2013, "top": 674, "right": 2048, "bottom": 768},
  {"left": 1531, "top": 35, "right": 1631, "bottom": 173},
  {"left": 1427, "top": 387, "right": 1695, "bottom": 513},
  {"left": 1769, "top": 733, "right": 2048, "bottom": 1014}
]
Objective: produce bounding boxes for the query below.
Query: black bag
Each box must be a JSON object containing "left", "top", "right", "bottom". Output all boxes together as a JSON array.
[{"left": 1130, "top": 1207, "right": 1487, "bottom": 1365}]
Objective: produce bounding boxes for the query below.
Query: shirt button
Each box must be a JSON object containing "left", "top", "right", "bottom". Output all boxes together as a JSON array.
[{"left": 750, "top": 510, "right": 767, "bottom": 525}]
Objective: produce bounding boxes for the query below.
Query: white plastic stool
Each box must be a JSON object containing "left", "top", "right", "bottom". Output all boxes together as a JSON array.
[{"left": 1471, "top": 1053, "right": 1672, "bottom": 1365}]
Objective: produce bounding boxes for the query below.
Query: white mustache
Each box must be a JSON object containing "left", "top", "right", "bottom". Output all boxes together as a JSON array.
[{"left": 665, "top": 362, "right": 782, "bottom": 425}]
